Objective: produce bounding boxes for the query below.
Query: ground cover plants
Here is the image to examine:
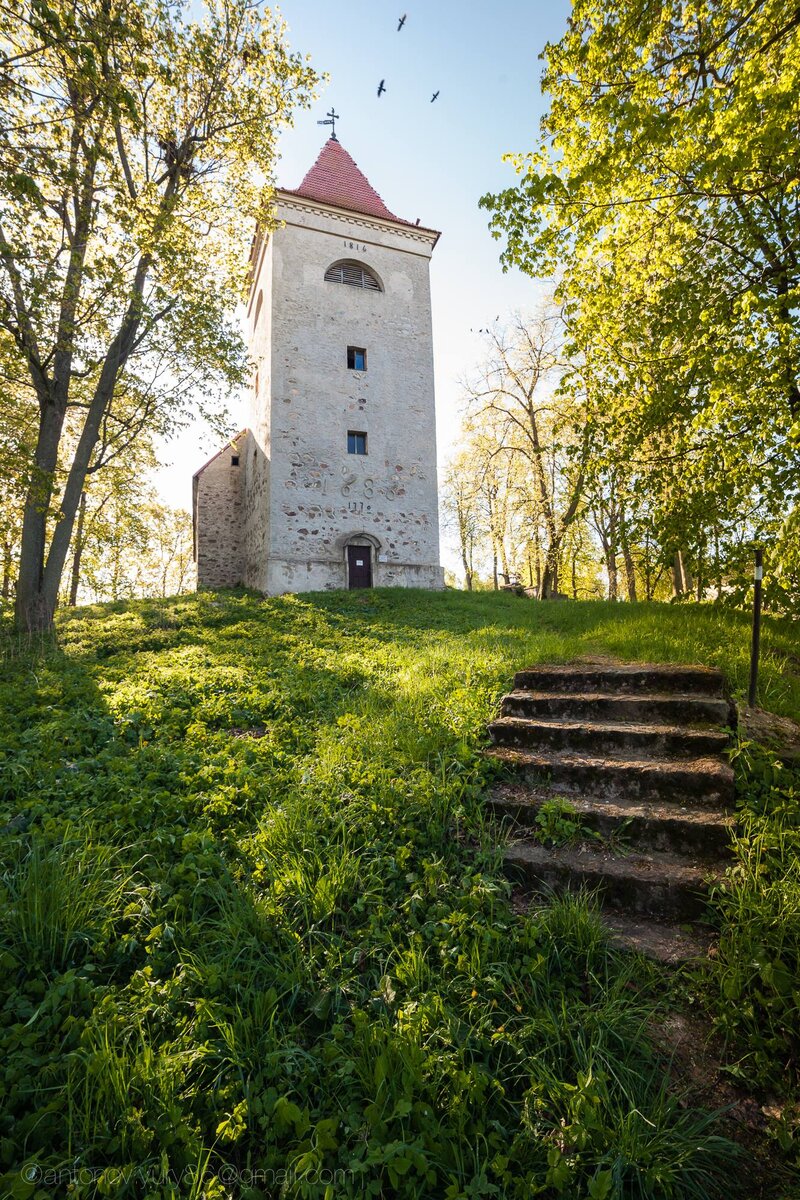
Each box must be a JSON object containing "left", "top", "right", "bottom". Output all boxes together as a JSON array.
[{"left": 1, "top": 588, "right": 799, "bottom": 1198}]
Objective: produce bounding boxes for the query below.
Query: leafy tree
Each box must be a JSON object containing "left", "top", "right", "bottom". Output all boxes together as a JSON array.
[
  {"left": 71, "top": 484, "right": 194, "bottom": 602},
  {"left": 441, "top": 453, "right": 481, "bottom": 591},
  {"left": 463, "top": 312, "right": 590, "bottom": 596},
  {"left": 0, "top": 350, "right": 36, "bottom": 602},
  {"left": 54, "top": 436, "right": 194, "bottom": 605},
  {"left": 481, "top": 0, "right": 800, "bottom": 606},
  {"left": 0, "top": 0, "right": 316, "bottom": 631}
]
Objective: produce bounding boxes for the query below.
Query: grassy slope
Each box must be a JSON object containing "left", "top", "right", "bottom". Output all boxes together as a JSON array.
[{"left": 0, "top": 589, "right": 798, "bottom": 1199}]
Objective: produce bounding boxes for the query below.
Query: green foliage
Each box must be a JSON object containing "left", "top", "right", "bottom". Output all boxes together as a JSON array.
[
  {"left": 1, "top": 828, "right": 138, "bottom": 973},
  {"left": 0, "top": 0, "right": 318, "bottom": 629},
  {"left": 481, "top": 0, "right": 800, "bottom": 613},
  {"left": 1, "top": 589, "right": 797, "bottom": 1195},
  {"left": 534, "top": 797, "right": 592, "bottom": 847},
  {"left": 708, "top": 744, "right": 800, "bottom": 1091}
]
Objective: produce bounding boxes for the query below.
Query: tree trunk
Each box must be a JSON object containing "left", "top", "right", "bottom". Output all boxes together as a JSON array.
[
  {"left": 499, "top": 541, "right": 510, "bottom": 586},
  {"left": 607, "top": 552, "right": 618, "bottom": 601},
  {"left": 15, "top": 247, "right": 154, "bottom": 632},
  {"left": 68, "top": 492, "right": 87, "bottom": 606},
  {"left": 622, "top": 545, "right": 637, "bottom": 602},
  {"left": 458, "top": 516, "right": 473, "bottom": 591},
  {"left": 680, "top": 551, "right": 694, "bottom": 596},
  {"left": 695, "top": 537, "right": 705, "bottom": 602},
  {"left": 14, "top": 399, "right": 67, "bottom": 632},
  {"left": 672, "top": 551, "right": 688, "bottom": 597},
  {"left": 672, "top": 550, "right": 695, "bottom": 597},
  {"left": 619, "top": 512, "right": 637, "bottom": 601},
  {"left": 539, "top": 513, "right": 562, "bottom": 597},
  {"left": 643, "top": 528, "right": 656, "bottom": 601},
  {"left": 541, "top": 542, "right": 561, "bottom": 597},
  {"left": 462, "top": 551, "right": 473, "bottom": 591},
  {"left": 2, "top": 540, "right": 12, "bottom": 600}
]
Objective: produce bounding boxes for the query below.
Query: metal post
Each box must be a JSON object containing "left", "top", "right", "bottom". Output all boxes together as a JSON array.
[{"left": 748, "top": 547, "right": 763, "bottom": 708}]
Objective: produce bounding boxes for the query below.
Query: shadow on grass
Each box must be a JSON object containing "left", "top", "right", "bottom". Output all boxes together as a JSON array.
[{"left": 0, "top": 589, "right": 775, "bottom": 1195}]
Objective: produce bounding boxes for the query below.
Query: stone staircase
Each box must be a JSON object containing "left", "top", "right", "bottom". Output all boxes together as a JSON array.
[{"left": 486, "top": 663, "right": 737, "bottom": 957}]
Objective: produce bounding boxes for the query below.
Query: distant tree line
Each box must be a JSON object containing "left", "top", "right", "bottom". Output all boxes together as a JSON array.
[
  {"left": 0, "top": 413, "right": 193, "bottom": 609},
  {"left": 443, "top": 304, "right": 799, "bottom": 612},
  {"left": 464, "top": 0, "right": 799, "bottom": 613}
]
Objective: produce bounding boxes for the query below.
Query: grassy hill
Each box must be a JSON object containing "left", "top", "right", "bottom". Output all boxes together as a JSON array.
[{"left": 1, "top": 590, "right": 798, "bottom": 1198}]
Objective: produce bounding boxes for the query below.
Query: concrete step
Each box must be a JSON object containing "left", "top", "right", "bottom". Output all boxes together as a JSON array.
[
  {"left": 501, "top": 689, "right": 734, "bottom": 728},
  {"left": 512, "top": 889, "right": 716, "bottom": 963},
  {"left": 504, "top": 840, "right": 724, "bottom": 921},
  {"left": 488, "top": 783, "right": 735, "bottom": 859},
  {"left": 487, "top": 715, "right": 730, "bottom": 759},
  {"left": 487, "top": 746, "right": 735, "bottom": 806},
  {"left": 601, "top": 913, "right": 716, "bottom": 965},
  {"left": 513, "top": 664, "right": 727, "bottom": 697}
]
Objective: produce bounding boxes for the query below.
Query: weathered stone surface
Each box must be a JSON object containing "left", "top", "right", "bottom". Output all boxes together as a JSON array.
[
  {"left": 193, "top": 434, "right": 248, "bottom": 589},
  {"left": 600, "top": 913, "right": 716, "bottom": 965},
  {"left": 487, "top": 746, "right": 735, "bottom": 805},
  {"left": 513, "top": 664, "right": 728, "bottom": 697},
  {"left": 501, "top": 689, "right": 734, "bottom": 727},
  {"left": 487, "top": 715, "right": 730, "bottom": 758},
  {"left": 488, "top": 783, "right": 735, "bottom": 858},
  {"left": 485, "top": 660, "right": 737, "bottom": 945},
  {"left": 504, "top": 841, "right": 722, "bottom": 921}
]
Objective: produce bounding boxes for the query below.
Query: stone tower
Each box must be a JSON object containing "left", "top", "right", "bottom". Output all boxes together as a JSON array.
[{"left": 193, "top": 136, "right": 444, "bottom": 593}]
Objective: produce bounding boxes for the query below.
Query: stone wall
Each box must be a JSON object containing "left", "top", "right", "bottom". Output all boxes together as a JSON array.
[
  {"left": 243, "top": 236, "right": 273, "bottom": 590},
  {"left": 194, "top": 436, "right": 247, "bottom": 588}
]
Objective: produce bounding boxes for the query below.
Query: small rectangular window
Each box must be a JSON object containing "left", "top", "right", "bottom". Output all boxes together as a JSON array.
[
  {"left": 347, "top": 431, "right": 368, "bottom": 455},
  {"left": 231, "top": 455, "right": 240, "bottom": 466},
  {"left": 347, "top": 346, "right": 367, "bottom": 371}
]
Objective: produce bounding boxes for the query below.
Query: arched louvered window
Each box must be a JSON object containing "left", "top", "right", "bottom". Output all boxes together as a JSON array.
[{"left": 324, "top": 260, "right": 382, "bottom": 291}]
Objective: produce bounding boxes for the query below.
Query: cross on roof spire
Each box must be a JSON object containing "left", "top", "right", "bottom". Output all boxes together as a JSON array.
[{"left": 316, "top": 107, "right": 340, "bottom": 141}]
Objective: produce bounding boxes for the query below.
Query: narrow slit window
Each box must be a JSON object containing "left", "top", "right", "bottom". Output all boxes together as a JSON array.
[
  {"left": 347, "top": 431, "right": 368, "bottom": 455},
  {"left": 347, "top": 346, "right": 367, "bottom": 371}
]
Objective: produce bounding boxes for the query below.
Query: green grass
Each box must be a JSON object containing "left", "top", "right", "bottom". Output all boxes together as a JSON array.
[{"left": 0, "top": 588, "right": 798, "bottom": 1198}]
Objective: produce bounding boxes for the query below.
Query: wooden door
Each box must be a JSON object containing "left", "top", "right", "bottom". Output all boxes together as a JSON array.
[{"left": 347, "top": 545, "right": 372, "bottom": 589}]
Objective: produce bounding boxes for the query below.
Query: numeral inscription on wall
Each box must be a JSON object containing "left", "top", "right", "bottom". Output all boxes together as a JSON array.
[{"left": 341, "top": 469, "right": 374, "bottom": 499}]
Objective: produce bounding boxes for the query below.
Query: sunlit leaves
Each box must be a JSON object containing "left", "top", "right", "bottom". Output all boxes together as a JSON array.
[
  {"left": 0, "top": 0, "right": 318, "bottom": 626},
  {"left": 481, "top": 0, "right": 800, "bottom": 609}
]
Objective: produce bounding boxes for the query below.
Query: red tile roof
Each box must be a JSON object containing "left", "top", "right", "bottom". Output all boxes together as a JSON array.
[{"left": 283, "top": 137, "right": 412, "bottom": 226}]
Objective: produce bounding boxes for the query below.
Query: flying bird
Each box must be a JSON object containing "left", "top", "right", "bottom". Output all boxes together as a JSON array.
[
  {"left": 397, "top": 14, "right": 406, "bottom": 30},
  {"left": 377, "top": 79, "right": 386, "bottom": 97},
  {"left": 431, "top": 90, "right": 439, "bottom": 102}
]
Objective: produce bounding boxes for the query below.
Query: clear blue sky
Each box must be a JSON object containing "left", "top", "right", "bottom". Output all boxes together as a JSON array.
[{"left": 156, "top": 0, "right": 571, "bottom": 563}]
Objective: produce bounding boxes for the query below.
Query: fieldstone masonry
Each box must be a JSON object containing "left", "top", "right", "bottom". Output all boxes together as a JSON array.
[
  {"left": 192, "top": 433, "right": 248, "bottom": 589},
  {"left": 193, "top": 137, "right": 444, "bottom": 594}
]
